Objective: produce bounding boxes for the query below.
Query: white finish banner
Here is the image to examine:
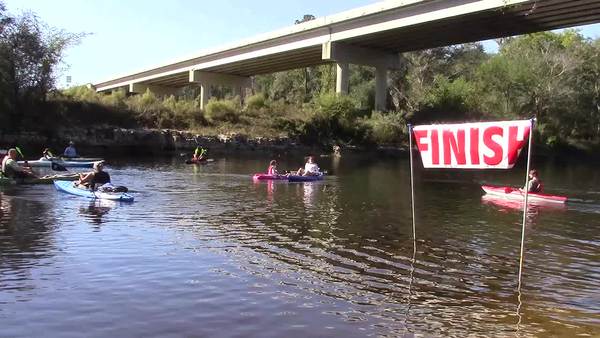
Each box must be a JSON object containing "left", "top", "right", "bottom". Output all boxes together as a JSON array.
[{"left": 412, "top": 120, "right": 532, "bottom": 169}]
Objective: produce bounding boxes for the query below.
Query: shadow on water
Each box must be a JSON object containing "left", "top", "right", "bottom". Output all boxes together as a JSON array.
[{"left": 0, "top": 190, "right": 57, "bottom": 297}]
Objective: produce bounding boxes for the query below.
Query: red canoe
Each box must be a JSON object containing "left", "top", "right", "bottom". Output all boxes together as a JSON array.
[
  {"left": 252, "top": 174, "right": 288, "bottom": 180},
  {"left": 481, "top": 185, "right": 567, "bottom": 204}
]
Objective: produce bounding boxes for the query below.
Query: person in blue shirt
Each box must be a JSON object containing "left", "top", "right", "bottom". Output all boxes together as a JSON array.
[{"left": 63, "top": 141, "right": 78, "bottom": 158}]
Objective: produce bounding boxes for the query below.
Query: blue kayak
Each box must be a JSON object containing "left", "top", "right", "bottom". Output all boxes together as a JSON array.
[
  {"left": 288, "top": 174, "right": 324, "bottom": 182},
  {"left": 54, "top": 180, "right": 134, "bottom": 202}
]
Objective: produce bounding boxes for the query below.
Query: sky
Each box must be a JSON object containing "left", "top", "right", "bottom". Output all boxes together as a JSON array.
[{"left": 5, "top": 0, "right": 600, "bottom": 88}]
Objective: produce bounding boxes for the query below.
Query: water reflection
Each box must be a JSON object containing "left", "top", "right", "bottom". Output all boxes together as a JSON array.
[
  {"left": 0, "top": 158, "right": 598, "bottom": 337},
  {"left": 481, "top": 195, "right": 567, "bottom": 225},
  {"left": 481, "top": 194, "right": 567, "bottom": 212},
  {"left": 0, "top": 192, "right": 56, "bottom": 256},
  {"left": 79, "top": 200, "right": 115, "bottom": 228},
  {"left": 300, "top": 182, "right": 316, "bottom": 208},
  {"left": 0, "top": 190, "right": 57, "bottom": 301}
]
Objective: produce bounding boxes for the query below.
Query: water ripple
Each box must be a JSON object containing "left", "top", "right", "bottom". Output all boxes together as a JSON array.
[{"left": 0, "top": 158, "right": 598, "bottom": 337}]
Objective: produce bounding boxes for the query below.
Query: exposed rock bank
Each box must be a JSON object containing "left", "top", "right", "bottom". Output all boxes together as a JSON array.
[{"left": 0, "top": 127, "right": 312, "bottom": 154}]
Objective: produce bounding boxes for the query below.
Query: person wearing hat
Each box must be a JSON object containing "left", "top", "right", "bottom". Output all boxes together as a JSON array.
[
  {"left": 77, "top": 161, "right": 110, "bottom": 190},
  {"left": 63, "top": 141, "right": 78, "bottom": 158}
]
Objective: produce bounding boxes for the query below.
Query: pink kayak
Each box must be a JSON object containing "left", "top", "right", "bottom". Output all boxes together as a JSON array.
[
  {"left": 252, "top": 173, "right": 288, "bottom": 180},
  {"left": 481, "top": 185, "right": 567, "bottom": 204}
]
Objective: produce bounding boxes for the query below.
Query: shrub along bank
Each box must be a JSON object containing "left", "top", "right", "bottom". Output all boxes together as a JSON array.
[{"left": 57, "top": 87, "right": 410, "bottom": 149}]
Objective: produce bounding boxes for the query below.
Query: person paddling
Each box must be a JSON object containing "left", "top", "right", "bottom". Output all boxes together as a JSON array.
[
  {"left": 63, "top": 141, "right": 78, "bottom": 158},
  {"left": 522, "top": 169, "right": 543, "bottom": 193},
  {"left": 192, "top": 146, "right": 207, "bottom": 162},
  {"left": 42, "top": 148, "right": 55, "bottom": 160},
  {"left": 267, "top": 160, "right": 279, "bottom": 175},
  {"left": 1, "top": 148, "right": 38, "bottom": 179},
  {"left": 77, "top": 162, "right": 110, "bottom": 190},
  {"left": 267, "top": 160, "right": 288, "bottom": 176},
  {"left": 296, "top": 156, "right": 321, "bottom": 176}
]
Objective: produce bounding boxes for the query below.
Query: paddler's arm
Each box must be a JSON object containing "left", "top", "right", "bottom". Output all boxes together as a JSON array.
[{"left": 79, "top": 172, "right": 94, "bottom": 184}]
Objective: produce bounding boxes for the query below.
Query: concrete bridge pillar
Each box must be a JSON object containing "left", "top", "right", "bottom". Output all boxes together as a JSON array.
[
  {"left": 336, "top": 62, "right": 349, "bottom": 94},
  {"left": 200, "top": 83, "right": 211, "bottom": 110},
  {"left": 374, "top": 67, "right": 387, "bottom": 111},
  {"left": 189, "top": 70, "right": 251, "bottom": 110},
  {"left": 323, "top": 41, "right": 399, "bottom": 110}
]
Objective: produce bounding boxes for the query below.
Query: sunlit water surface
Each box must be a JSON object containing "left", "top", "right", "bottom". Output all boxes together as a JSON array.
[{"left": 1, "top": 155, "right": 599, "bottom": 337}]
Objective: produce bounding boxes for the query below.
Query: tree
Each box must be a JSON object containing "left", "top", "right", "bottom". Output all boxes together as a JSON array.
[{"left": 0, "top": 3, "right": 83, "bottom": 130}]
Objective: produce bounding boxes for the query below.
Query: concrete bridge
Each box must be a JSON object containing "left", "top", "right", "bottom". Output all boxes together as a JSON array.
[{"left": 94, "top": 0, "right": 600, "bottom": 110}]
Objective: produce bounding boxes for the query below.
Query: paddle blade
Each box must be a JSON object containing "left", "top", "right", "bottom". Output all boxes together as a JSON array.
[{"left": 15, "top": 147, "right": 24, "bottom": 158}]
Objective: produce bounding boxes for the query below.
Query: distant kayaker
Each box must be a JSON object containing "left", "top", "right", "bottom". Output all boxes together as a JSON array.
[
  {"left": 267, "top": 160, "right": 286, "bottom": 176},
  {"left": 296, "top": 156, "right": 321, "bottom": 176},
  {"left": 1, "top": 148, "right": 37, "bottom": 179},
  {"left": 192, "top": 146, "right": 207, "bottom": 162},
  {"left": 42, "top": 148, "right": 54, "bottom": 160},
  {"left": 333, "top": 145, "right": 341, "bottom": 157},
  {"left": 63, "top": 141, "right": 78, "bottom": 158},
  {"left": 77, "top": 161, "right": 110, "bottom": 190},
  {"left": 523, "top": 169, "right": 543, "bottom": 193}
]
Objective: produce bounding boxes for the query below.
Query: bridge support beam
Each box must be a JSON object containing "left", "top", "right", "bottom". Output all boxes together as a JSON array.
[
  {"left": 189, "top": 70, "right": 251, "bottom": 110},
  {"left": 374, "top": 67, "right": 387, "bottom": 111},
  {"left": 323, "top": 41, "right": 399, "bottom": 110},
  {"left": 129, "top": 83, "right": 179, "bottom": 97},
  {"left": 336, "top": 63, "right": 349, "bottom": 94}
]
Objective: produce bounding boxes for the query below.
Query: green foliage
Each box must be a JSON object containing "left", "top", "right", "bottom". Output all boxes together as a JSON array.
[
  {"left": 360, "top": 111, "right": 407, "bottom": 144},
  {"left": 57, "top": 85, "right": 204, "bottom": 129},
  {"left": 411, "top": 76, "right": 479, "bottom": 123},
  {"left": 292, "top": 93, "right": 365, "bottom": 144},
  {"left": 245, "top": 93, "right": 266, "bottom": 110},
  {"left": 1, "top": 3, "right": 599, "bottom": 153},
  {"left": 0, "top": 4, "right": 83, "bottom": 131},
  {"left": 315, "top": 93, "right": 361, "bottom": 121},
  {"left": 205, "top": 97, "right": 240, "bottom": 123}
]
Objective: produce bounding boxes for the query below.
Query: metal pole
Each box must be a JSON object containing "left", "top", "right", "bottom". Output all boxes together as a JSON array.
[
  {"left": 408, "top": 124, "right": 416, "bottom": 247},
  {"left": 518, "top": 119, "right": 534, "bottom": 289}
]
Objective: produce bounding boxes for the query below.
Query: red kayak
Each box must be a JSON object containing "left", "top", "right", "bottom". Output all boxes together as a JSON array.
[
  {"left": 252, "top": 174, "right": 288, "bottom": 180},
  {"left": 481, "top": 185, "right": 567, "bottom": 204}
]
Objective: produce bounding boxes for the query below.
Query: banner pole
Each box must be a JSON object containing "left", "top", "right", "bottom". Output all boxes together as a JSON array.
[
  {"left": 408, "top": 124, "right": 416, "bottom": 249},
  {"left": 518, "top": 118, "right": 535, "bottom": 289}
]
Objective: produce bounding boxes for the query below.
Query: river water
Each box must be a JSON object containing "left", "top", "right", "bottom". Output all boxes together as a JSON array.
[{"left": 1, "top": 154, "right": 599, "bottom": 337}]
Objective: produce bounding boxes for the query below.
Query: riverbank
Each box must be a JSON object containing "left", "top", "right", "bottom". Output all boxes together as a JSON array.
[
  {"left": 0, "top": 127, "right": 322, "bottom": 157},
  {"left": 2, "top": 127, "right": 600, "bottom": 161}
]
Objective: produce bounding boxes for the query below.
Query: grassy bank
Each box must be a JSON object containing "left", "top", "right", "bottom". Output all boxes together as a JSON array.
[
  {"left": 55, "top": 86, "right": 600, "bottom": 157},
  {"left": 55, "top": 86, "right": 409, "bottom": 148}
]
